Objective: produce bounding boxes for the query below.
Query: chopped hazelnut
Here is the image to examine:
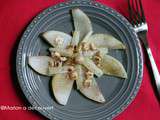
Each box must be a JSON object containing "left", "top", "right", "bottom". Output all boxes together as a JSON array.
[
  {"left": 83, "top": 79, "right": 92, "bottom": 88},
  {"left": 74, "top": 55, "right": 84, "bottom": 64},
  {"left": 72, "top": 71, "right": 78, "bottom": 80},
  {"left": 95, "top": 51, "right": 101, "bottom": 57},
  {"left": 68, "top": 66, "right": 75, "bottom": 72},
  {"left": 94, "top": 56, "right": 102, "bottom": 61},
  {"left": 93, "top": 51, "right": 102, "bottom": 63},
  {"left": 94, "top": 59, "right": 101, "bottom": 67},
  {"left": 73, "top": 45, "right": 78, "bottom": 53},
  {"left": 67, "top": 45, "right": 74, "bottom": 50},
  {"left": 60, "top": 57, "right": 67, "bottom": 61},
  {"left": 85, "top": 71, "right": 94, "bottom": 79},
  {"left": 86, "top": 70, "right": 93, "bottom": 76},
  {"left": 65, "top": 58, "right": 74, "bottom": 65},
  {"left": 55, "top": 61, "right": 62, "bottom": 67},
  {"left": 67, "top": 45, "right": 78, "bottom": 53},
  {"left": 48, "top": 59, "right": 62, "bottom": 67},
  {"left": 78, "top": 45, "right": 82, "bottom": 52},
  {"left": 48, "top": 61, "right": 54, "bottom": 67},
  {"left": 54, "top": 52, "right": 61, "bottom": 58},
  {"left": 51, "top": 52, "right": 55, "bottom": 58},
  {"left": 96, "top": 63, "right": 101, "bottom": 67},
  {"left": 55, "top": 36, "right": 64, "bottom": 45},
  {"left": 68, "top": 71, "right": 78, "bottom": 80},
  {"left": 67, "top": 66, "right": 78, "bottom": 80},
  {"left": 51, "top": 51, "right": 61, "bottom": 59},
  {"left": 81, "top": 42, "right": 89, "bottom": 51},
  {"left": 90, "top": 43, "right": 97, "bottom": 50},
  {"left": 55, "top": 62, "right": 59, "bottom": 67}
]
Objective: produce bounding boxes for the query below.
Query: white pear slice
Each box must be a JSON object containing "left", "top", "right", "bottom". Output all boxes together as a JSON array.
[
  {"left": 80, "top": 57, "right": 103, "bottom": 77},
  {"left": 52, "top": 74, "right": 74, "bottom": 105},
  {"left": 75, "top": 65, "right": 105, "bottom": 103},
  {"left": 81, "top": 31, "right": 93, "bottom": 43},
  {"left": 48, "top": 66, "right": 72, "bottom": 75},
  {"left": 99, "top": 55, "right": 127, "bottom": 78},
  {"left": 28, "top": 56, "right": 52, "bottom": 76},
  {"left": 80, "top": 78, "right": 106, "bottom": 103},
  {"left": 42, "top": 30, "right": 72, "bottom": 48},
  {"left": 75, "top": 65, "right": 84, "bottom": 90},
  {"left": 88, "top": 34, "right": 126, "bottom": 49},
  {"left": 71, "top": 31, "right": 80, "bottom": 46},
  {"left": 72, "top": 8, "right": 93, "bottom": 40}
]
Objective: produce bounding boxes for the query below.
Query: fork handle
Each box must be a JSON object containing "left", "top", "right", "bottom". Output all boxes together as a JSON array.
[{"left": 146, "top": 47, "right": 160, "bottom": 93}]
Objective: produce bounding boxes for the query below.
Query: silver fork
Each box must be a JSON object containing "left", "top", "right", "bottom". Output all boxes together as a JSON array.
[{"left": 128, "top": 0, "right": 160, "bottom": 97}]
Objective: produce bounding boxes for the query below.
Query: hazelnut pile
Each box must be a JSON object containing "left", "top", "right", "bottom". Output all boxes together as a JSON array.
[
  {"left": 49, "top": 51, "right": 67, "bottom": 67},
  {"left": 49, "top": 37, "right": 101, "bottom": 88}
]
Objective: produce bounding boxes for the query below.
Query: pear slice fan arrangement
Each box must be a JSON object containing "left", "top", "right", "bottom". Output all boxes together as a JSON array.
[{"left": 28, "top": 8, "right": 127, "bottom": 105}]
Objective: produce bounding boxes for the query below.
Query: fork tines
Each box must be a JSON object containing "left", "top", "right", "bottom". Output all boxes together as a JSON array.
[{"left": 128, "top": 0, "right": 146, "bottom": 26}]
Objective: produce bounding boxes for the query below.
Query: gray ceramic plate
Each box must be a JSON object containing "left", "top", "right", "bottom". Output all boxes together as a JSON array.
[{"left": 16, "top": 0, "right": 143, "bottom": 120}]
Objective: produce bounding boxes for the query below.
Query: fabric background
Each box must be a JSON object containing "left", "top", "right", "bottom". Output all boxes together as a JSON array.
[{"left": 0, "top": 0, "right": 160, "bottom": 119}]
